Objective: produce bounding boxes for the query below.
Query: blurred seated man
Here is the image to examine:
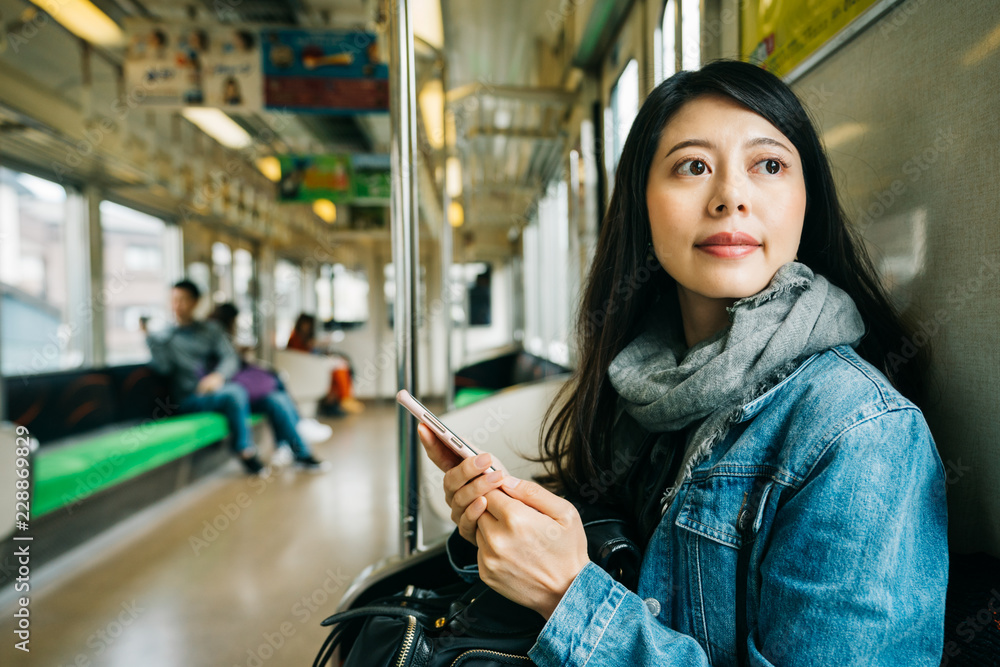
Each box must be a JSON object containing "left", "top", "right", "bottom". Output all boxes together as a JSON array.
[
  {"left": 287, "top": 313, "right": 364, "bottom": 415},
  {"left": 142, "top": 280, "right": 329, "bottom": 475}
]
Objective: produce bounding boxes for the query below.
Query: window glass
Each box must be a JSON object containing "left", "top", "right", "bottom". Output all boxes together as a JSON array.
[
  {"left": 610, "top": 60, "right": 640, "bottom": 175},
  {"left": 658, "top": 0, "right": 677, "bottom": 81},
  {"left": 275, "top": 259, "right": 303, "bottom": 347},
  {"left": 449, "top": 263, "right": 491, "bottom": 327},
  {"left": 331, "top": 263, "right": 370, "bottom": 324},
  {"left": 0, "top": 168, "right": 83, "bottom": 375},
  {"left": 212, "top": 241, "right": 234, "bottom": 303},
  {"left": 681, "top": 0, "right": 700, "bottom": 70},
  {"left": 233, "top": 248, "right": 255, "bottom": 346},
  {"left": 100, "top": 201, "right": 172, "bottom": 365}
]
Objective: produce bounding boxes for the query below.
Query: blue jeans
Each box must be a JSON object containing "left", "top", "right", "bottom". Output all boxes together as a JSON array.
[{"left": 179, "top": 383, "right": 311, "bottom": 458}]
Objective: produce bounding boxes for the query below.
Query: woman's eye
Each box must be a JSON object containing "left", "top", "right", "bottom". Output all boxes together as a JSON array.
[
  {"left": 755, "top": 159, "right": 784, "bottom": 175},
  {"left": 677, "top": 159, "right": 707, "bottom": 176}
]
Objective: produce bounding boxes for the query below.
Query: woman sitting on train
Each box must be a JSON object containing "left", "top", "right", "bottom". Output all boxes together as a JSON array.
[
  {"left": 208, "top": 302, "right": 333, "bottom": 448},
  {"left": 286, "top": 313, "right": 365, "bottom": 415},
  {"left": 418, "top": 60, "right": 947, "bottom": 665}
]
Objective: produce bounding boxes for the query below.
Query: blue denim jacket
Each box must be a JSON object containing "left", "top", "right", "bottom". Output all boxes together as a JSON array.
[{"left": 450, "top": 345, "right": 948, "bottom": 665}]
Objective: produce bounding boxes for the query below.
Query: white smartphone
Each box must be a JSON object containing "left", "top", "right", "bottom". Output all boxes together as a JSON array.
[{"left": 396, "top": 389, "right": 499, "bottom": 473}]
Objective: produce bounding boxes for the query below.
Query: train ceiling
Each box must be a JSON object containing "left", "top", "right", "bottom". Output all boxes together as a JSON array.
[{"left": 0, "top": 0, "right": 596, "bottom": 239}]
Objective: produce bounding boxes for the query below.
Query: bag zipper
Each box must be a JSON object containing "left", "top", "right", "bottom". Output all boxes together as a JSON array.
[
  {"left": 450, "top": 649, "right": 531, "bottom": 665},
  {"left": 395, "top": 615, "right": 417, "bottom": 667}
]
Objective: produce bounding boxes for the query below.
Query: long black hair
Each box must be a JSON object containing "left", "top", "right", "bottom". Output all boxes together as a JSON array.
[{"left": 537, "top": 60, "right": 926, "bottom": 497}]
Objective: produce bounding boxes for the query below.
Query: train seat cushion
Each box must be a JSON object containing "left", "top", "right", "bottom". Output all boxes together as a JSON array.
[{"left": 30, "top": 412, "right": 264, "bottom": 519}]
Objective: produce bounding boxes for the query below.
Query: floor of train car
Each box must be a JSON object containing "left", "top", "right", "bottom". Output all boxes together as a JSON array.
[{"left": 0, "top": 401, "right": 429, "bottom": 666}]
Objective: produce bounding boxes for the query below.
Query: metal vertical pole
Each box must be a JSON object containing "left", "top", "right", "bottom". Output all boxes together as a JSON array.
[
  {"left": 442, "top": 70, "right": 455, "bottom": 412},
  {"left": 389, "top": 0, "right": 422, "bottom": 557}
]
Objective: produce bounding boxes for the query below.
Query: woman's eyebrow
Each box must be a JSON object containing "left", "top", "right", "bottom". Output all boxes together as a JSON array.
[
  {"left": 663, "top": 136, "right": 793, "bottom": 159},
  {"left": 664, "top": 139, "right": 713, "bottom": 158},
  {"left": 746, "top": 136, "right": 793, "bottom": 153}
]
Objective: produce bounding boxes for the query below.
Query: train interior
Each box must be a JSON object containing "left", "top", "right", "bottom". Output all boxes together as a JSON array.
[{"left": 0, "top": 0, "right": 998, "bottom": 664}]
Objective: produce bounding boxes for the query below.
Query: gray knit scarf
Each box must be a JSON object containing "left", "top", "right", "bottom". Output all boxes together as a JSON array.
[{"left": 607, "top": 262, "right": 866, "bottom": 511}]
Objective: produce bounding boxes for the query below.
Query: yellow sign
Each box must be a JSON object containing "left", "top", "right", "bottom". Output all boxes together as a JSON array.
[{"left": 741, "top": 0, "right": 882, "bottom": 77}]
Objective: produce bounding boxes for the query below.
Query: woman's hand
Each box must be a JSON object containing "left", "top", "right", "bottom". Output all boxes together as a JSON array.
[
  {"left": 475, "top": 478, "right": 590, "bottom": 620},
  {"left": 416, "top": 423, "right": 509, "bottom": 546}
]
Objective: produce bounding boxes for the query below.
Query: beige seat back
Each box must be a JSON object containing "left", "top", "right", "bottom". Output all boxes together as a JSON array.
[{"left": 419, "top": 376, "right": 568, "bottom": 542}]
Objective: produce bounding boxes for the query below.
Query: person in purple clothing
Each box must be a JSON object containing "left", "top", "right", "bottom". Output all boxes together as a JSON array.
[
  {"left": 417, "top": 61, "right": 947, "bottom": 666},
  {"left": 143, "top": 280, "right": 330, "bottom": 475}
]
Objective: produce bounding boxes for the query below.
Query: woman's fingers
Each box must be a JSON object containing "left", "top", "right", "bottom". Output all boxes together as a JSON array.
[
  {"left": 416, "top": 423, "right": 463, "bottom": 472},
  {"left": 449, "top": 468, "right": 505, "bottom": 525},
  {"left": 442, "top": 450, "right": 495, "bottom": 504},
  {"left": 458, "top": 494, "right": 489, "bottom": 545}
]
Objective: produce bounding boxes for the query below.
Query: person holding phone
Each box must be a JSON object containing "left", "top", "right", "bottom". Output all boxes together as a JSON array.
[{"left": 417, "top": 60, "right": 947, "bottom": 665}]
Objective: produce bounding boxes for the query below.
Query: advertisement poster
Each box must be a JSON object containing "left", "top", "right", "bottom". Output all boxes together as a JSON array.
[
  {"left": 277, "top": 154, "right": 353, "bottom": 202},
  {"left": 741, "top": 0, "right": 881, "bottom": 77},
  {"left": 350, "top": 154, "right": 391, "bottom": 202},
  {"left": 261, "top": 29, "right": 390, "bottom": 113},
  {"left": 124, "top": 21, "right": 263, "bottom": 110}
]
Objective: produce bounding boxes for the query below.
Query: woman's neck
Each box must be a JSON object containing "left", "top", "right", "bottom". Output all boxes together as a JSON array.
[{"left": 676, "top": 285, "right": 735, "bottom": 348}]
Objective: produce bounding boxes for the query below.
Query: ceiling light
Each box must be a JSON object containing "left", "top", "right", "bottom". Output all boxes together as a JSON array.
[
  {"left": 181, "top": 108, "right": 253, "bottom": 150},
  {"left": 30, "top": 0, "right": 123, "bottom": 47},
  {"left": 313, "top": 199, "right": 337, "bottom": 224},
  {"left": 419, "top": 79, "right": 445, "bottom": 150},
  {"left": 256, "top": 156, "right": 282, "bottom": 182},
  {"left": 449, "top": 201, "right": 464, "bottom": 228},
  {"left": 446, "top": 157, "right": 462, "bottom": 198}
]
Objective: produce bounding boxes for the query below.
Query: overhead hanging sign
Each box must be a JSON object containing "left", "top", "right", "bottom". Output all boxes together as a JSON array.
[
  {"left": 277, "top": 154, "right": 353, "bottom": 202},
  {"left": 123, "top": 21, "right": 263, "bottom": 110},
  {"left": 741, "top": 0, "right": 882, "bottom": 77},
  {"left": 350, "top": 153, "right": 391, "bottom": 202},
  {"left": 261, "top": 29, "right": 389, "bottom": 113}
]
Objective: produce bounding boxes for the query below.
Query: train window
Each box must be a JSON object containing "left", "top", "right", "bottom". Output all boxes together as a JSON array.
[
  {"left": 212, "top": 241, "right": 234, "bottom": 303},
  {"left": 233, "top": 248, "right": 256, "bottom": 345},
  {"left": 329, "top": 263, "right": 370, "bottom": 325},
  {"left": 610, "top": 59, "right": 640, "bottom": 176},
  {"left": 100, "top": 201, "right": 174, "bottom": 365},
  {"left": 275, "top": 259, "right": 303, "bottom": 347},
  {"left": 523, "top": 181, "right": 571, "bottom": 366},
  {"left": 655, "top": 0, "right": 677, "bottom": 82},
  {"left": 681, "top": 0, "right": 701, "bottom": 70},
  {"left": 0, "top": 167, "right": 85, "bottom": 375},
  {"left": 449, "top": 263, "right": 493, "bottom": 327}
]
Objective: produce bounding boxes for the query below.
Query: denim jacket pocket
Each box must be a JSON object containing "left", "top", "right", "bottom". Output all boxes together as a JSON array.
[{"left": 673, "top": 473, "right": 773, "bottom": 666}]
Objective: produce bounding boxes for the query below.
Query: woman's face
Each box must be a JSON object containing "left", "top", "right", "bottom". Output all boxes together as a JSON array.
[{"left": 646, "top": 94, "right": 806, "bottom": 301}]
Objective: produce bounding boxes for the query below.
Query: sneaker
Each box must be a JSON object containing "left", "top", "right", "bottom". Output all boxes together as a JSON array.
[
  {"left": 297, "top": 418, "right": 333, "bottom": 444},
  {"left": 240, "top": 454, "right": 270, "bottom": 477},
  {"left": 294, "top": 455, "right": 332, "bottom": 473},
  {"left": 271, "top": 446, "right": 294, "bottom": 467}
]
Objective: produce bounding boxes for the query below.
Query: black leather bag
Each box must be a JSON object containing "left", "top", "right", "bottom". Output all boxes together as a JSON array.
[{"left": 314, "top": 502, "right": 642, "bottom": 667}]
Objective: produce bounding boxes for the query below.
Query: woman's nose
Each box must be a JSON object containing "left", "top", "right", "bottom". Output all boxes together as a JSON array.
[{"left": 709, "top": 173, "right": 750, "bottom": 216}]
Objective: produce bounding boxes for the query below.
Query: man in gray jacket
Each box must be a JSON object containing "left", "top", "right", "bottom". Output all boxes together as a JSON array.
[{"left": 143, "top": 279, "right": 328, "bottom": 475}]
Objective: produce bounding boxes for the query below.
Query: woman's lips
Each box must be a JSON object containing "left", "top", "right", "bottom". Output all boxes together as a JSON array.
[{"left": 695, "top": 231, "right": 761, "bottom": 258}]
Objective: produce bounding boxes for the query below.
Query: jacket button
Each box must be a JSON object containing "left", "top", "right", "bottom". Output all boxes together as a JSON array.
[{"left": 644, "top": 598, "right": 661, "bottom": 616}]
